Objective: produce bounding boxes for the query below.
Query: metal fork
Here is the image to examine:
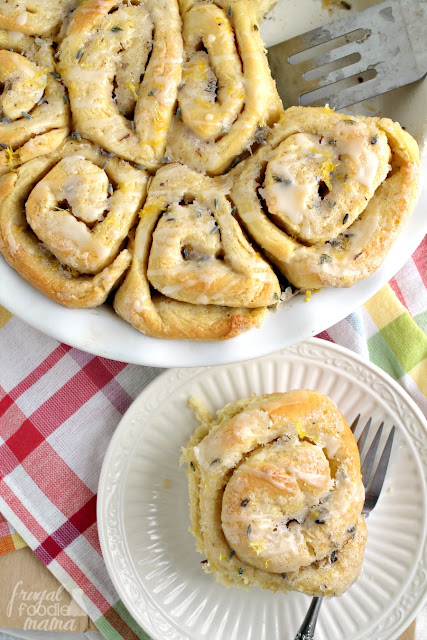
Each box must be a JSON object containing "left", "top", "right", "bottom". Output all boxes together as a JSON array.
[
  {"left": 294, "top": 415, "right": 396, "bottom": 640},
  {"left": 267, "top": 0, "right": 427, "bottom": 110}
]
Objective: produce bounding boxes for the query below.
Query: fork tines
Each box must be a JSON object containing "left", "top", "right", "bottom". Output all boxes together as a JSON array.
[
  {"left": 352, "top": 415, "right": 396, "bottom": 514},
  {"left": 364, "top": 426, "right": 395, "bottom": 505}
]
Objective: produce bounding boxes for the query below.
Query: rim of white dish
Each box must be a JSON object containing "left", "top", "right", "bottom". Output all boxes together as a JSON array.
[
  {"left": 0, "top": 20, "right": 426, "bottom": 367},
  {"left": 97, "top": 338, "right": 427, "bottom": 640}
]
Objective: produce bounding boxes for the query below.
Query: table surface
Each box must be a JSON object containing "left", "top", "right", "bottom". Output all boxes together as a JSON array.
[
  {"left": 0, "top": 620, "right": 421, "bottom": 640},
  {"left": 0, "top": 545, "right": 423, "bottom": 640}
]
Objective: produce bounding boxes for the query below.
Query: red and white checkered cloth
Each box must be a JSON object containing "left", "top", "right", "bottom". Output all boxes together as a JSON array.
[{"left": 0, "top": 237, "right": 426, "bottom": 640}]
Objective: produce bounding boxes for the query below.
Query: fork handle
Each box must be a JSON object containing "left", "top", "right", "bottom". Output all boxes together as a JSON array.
[{"left": 294, "top": 597, "right": 323, "bottom": 640}]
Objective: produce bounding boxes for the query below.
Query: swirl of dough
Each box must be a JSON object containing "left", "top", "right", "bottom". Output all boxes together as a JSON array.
[
  {"left": 59, "top": 0, "right": 183, "bottom": 170},
  {"left": 229, "top": 106, "right": 420, "bottom": 288},
  {"left": 0, "top": 0, "right": 76, "bottom": 36},
  {"left": 165, "top": 0, "right": 283, "bottom": 176},
  {"left": 114, "top": 163, "right": 281, "bottom": 340},
  {"left": 0, "top": 30, "right": 70, "bottom": 175},
  {"left": 182, "top": 390, "right": 367, "bottom": 597},
  {"left": 0, "top": 139, "right": 147, "bottom": 307}
]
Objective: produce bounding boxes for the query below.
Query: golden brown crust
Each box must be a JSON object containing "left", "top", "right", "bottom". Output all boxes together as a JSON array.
[
  {"left": 0, "top": 30, "right": 70, "bottom": 176},
  {"left": 0, "top": 140, "right": 148, "bottom": 308},
  {"left": 117, "top": 294, "right": 266, "bottom": 341},
  {"left": 114, "top": 163, "right": 279, "bottom": 340},
  {"left": 59, "top": 0, "right": 183, "bottom": 170},
  {"left": 178, "top": 0, "right": 279, "bottom": 20},
  {"left": 166, "top": 0, "right": 283, "bottom": 176},
  {"left": 229, "top": 106, "right": 420, "bottom": 289},
  {"left": 182, "top": 390, "right": 367, "bottom": 597},
  {"left": 0, "top": 1, "right": 77, "bottom": 36}
]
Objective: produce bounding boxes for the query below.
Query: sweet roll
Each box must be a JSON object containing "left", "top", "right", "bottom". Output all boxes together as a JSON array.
[
  {"left": 182, "top": 389, "right": 367, "bottom": 596},
  {"left": 0, "top": 0, "right": 77, "bottom": 36},
  {"left": 0, "top": 139, "right": 148, "bottom": 307},
  {"left": 166, "top": 0, "right": 283, "bottom": 175},
  {"left": 0, "top": 29, "right": 70, "bottom": 175},
  {"left": 59, "top": 0, "right": 183, "bottom": 170},
  {"left": 114, "top": 163, "right": 281, "bottom": 340},
  {"left": 229, "top": 106, "right": 420, "bottom": 288}
]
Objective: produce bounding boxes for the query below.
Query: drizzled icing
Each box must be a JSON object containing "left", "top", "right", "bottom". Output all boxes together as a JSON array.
[
  {"left": 260, "top": 162, "right": 317, "bottom": 227},
  {"left": 257, "top": 118, "right": 392, "bottom": 255},
  {"left": 48, "top": 214, "right": 109, "bottom": 260},
  {"left": 190, "top": 390, "right": 364, "bottom": 575},
  {"left": 22, "top": 152, "right": 146, "bottom": 275},
  {"left": 178, "top": 3, "right": 245, "bottom": 141},
  {"left": 59, "top": 0, "right": 183, "bottom": 167},
  {"left": 356, "top": 151, "right": 379, "bottom": 187},
  {"left": 0, "top": 0, "right": 77, "bottom": 37},
  {"left": 27, "top": 177, "right": 109, "bottom": 263},
  {"left": 337, "top": 135, "right": 380, "bottom": 188},
  {"left": 145, "top": 187, "right": 280, "bottom": 307},
  {"left": 243, "top": 462, "right": 331, "bottom": 495},
  {"left": 165, "top": 0, "right": 283, "bottom": 175},
  {"left": 0, "top": 51, "right": 47, "bottom": 121}
]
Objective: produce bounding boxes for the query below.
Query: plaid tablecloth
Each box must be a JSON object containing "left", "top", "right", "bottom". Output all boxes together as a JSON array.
[{"left": 0, "top": 236, "right": 426, "bottom": 640}]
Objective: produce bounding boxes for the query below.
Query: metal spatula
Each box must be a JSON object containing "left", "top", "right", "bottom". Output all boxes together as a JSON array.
[{"left": 267, "top": 0, "right": 427, "bottom": 110}]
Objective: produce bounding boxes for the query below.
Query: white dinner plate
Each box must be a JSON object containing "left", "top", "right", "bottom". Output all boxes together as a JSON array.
[
  {"left": 98, "top": 339, "right": 427, "bottom": 640},
  {"left": 0, "top": 0, "right": 426, "bottom": 367}
]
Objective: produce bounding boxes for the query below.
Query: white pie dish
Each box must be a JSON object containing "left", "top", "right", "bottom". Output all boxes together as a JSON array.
[{"left": 0, "top": 0, "right": 425, "bottom": 367}]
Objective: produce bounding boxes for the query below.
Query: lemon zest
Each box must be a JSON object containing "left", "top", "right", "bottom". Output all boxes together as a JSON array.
[
  {"left": 249, "top": 540, "right": 266, "bottom": 555},
  {"left": 139, "top": 199, "right": 163, "bottom": 218},
  {"left": 126, "top": 82, "right": 139, "bottom": 100},
  {"left": 117, "top": 182, "right": 131, "bottom": 193},
  {"left": 320, "top": 159, "right": 340, "bottom": 190},
  {"left": 6, "top": 147, "right": 16, "bottom": 166},
  {"left": 195, "top": 97, "right": 211, "bottom": 108},
  {"left": 296, "top": 419, "right": 307, "bottom": 439}
]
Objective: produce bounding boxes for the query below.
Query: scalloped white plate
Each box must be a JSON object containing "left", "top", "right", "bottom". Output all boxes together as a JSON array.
[
  {"left": 0, "top": 0, "right": 426, "bottom": 367},
  {"left": 98, "top": 339, "right": 427, "bottom": 640}
]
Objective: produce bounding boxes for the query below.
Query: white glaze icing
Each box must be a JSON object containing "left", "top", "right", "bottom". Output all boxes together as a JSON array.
[
  {"left": 50, "top": 214, "right": 109, "bottom": 260},
  {"left": 356, "top": 150, "right": 379, "bottom": 187},
  {"left": 247, "top": 467, "right": 298, "bottom": 493},
  {"left": 337, "top": 135, "right": 379, "bottom": 188},
  {"left": 16, "top": 12, "right": 27, "bottom": 25},
  {"left": 318, "top": 433, "right": 341, "bottom": 458}
]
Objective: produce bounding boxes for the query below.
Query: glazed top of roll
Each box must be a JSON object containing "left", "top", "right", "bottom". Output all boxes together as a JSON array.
[
  {"left": 228, "top": 106, "right": 419, "bottom": 289},
  {"left": 259, "top": 116, "right": 392, "bottom": 245},
  {"left": 184, "top": 389, "right": 367, "bottom": 597},
  {"left": 0, "top": 0, "right": 77, "bottom": 36},
  {"left": 59, "top": 0, "right": 183, "bottom": 169}
]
